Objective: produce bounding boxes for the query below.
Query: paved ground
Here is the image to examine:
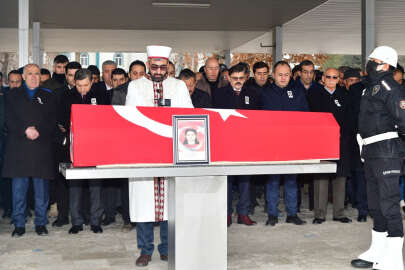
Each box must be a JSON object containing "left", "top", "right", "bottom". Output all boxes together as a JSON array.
[{"left": 0, "top": 198, "right": 387, "bottom": 270}]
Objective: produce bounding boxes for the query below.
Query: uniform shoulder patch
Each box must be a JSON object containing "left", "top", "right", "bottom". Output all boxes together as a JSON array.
[
  {"left": 372, "top": 85, "right": 380, "bottom": 95},
  {"left": 400, "top": 100, "right": 405, "bottom": 110}
]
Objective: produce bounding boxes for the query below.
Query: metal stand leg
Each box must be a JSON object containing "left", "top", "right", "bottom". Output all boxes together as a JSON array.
[{"left": 168, "top": 176, "right": 227, "bottom": 270}]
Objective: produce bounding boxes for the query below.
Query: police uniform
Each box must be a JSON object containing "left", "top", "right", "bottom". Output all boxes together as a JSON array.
[
  {"left": 352, "top": 46, "right": 404, "bottom": 270},
  {"left": 359, "top": 73, "right": 405, "bottom": 236}
]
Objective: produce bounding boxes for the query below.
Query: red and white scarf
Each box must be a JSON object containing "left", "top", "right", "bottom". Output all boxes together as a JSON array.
[{"left": 153, "top": 81, "right": 165, "bottom": 221}]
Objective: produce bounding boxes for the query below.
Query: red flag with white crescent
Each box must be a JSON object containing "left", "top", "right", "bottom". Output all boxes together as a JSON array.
[{"left": 70, "top": 105, "right": 339, "bottom": 167}]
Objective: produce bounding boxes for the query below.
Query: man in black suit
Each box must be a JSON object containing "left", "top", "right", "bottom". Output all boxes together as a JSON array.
[
  {"left": 213, "top": 63, "right": 260, "bottom": 227},
  {"left": 179, "top": 68, "right": 212, "bottom": 108},
  {"left": 51, "top": 61, "right": 82, "bottom": 227},
  {"left": 62, "top": 69, "right": 108, "bottom": 234},
  {"left": 3, "top": 64, "right": 57, "bottom": 237}
]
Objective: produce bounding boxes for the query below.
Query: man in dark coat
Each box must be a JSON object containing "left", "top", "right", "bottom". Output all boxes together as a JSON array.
[
  {"left": 61, "top": 69, "right": 108, "bottom": 234},
  {"left": 179, "top": 68, "right": 212, "bottom": 108},
  {"left": 196, "top": 57, "right": 228, "bottom": 99},
  {"left": 3, "top": 64, "right": 57, "bottom": 237},
  {"left": 51, "top": 61, "right": 82, "bottom": 228},
  {"left": 213, "top": 63, "right": 259, "bottom": 227},
  {"left": 101, "top": 68, "right": 128, "bottom": 227},
  {"left": 307, "top": 68, "right": 354, "bottom": 225},
  {"left": 344, "top": 69, "right": 368, "bottom": 222},
  {"left": 261, "top": 61, "right": 308, "bottom": 227}
]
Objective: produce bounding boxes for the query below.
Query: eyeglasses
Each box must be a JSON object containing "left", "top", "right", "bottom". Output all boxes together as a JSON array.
[
  {"left": 325, "top": 75, "right": 338, "bottom": 79},
  {"left": 230, "top": 76, "right": 246, "bottom": 81},
  {"left": 150, "top": 64, "right": 168, "bottom": 71}
]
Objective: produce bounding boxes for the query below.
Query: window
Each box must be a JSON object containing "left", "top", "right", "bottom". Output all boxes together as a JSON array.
[
  {"left": 114, "top": 53, "right": 123, "bottom": 67},
  {"left": 80, "top": 52, "right": 89, "bottom": 67}
]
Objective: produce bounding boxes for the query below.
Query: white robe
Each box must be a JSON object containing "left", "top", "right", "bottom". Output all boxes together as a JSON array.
[{"left": 125, "top": 76, "right": 193, "bottom": 222}]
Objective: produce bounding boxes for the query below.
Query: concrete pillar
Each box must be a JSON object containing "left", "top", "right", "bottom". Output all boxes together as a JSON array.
[
  {"left": 361, "top": 0, "right": 376, "bottom": 69},
  {"left": 272, "top": 26, "right": 283, "bottom": 65},
  {"left": 224, "top": 49, "right": 231, "bottom": 68},
  {"left": 33, "top": 22, "right": 42, "bottom": 67},
  {"left": 18, "top": 0, "right": 29, "bottom": 67}
]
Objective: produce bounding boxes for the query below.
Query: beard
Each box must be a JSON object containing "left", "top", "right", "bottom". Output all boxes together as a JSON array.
[{"left": 150, "top": 72, "right": 167, "bottom": 82}]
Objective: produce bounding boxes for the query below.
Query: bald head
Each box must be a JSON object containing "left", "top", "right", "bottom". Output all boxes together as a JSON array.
[
  {"left": 23, "top": 64, "right": 41, "bottom": 90},
  {"left": 204, "top": 57, "right": 220, "bottom": 82},
  {"left": 323, "top": 68, "right": 339, "bottom": 90}
]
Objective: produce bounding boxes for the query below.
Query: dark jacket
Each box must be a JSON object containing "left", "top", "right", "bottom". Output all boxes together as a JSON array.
[
  {"left": 94, "top": 81, "right": 113, "bottom": 104},
  {"left": 348, "top": 81, "right": 366, "bottom": 170},
  {"left": 191, "top": 88, "right": 212, "bottom": 108},
  {"left": 111, "top": 81, "right": 129, "bottom": 105},
  {"left": 358, "top": 72, "right": 405, "bottom": 158},
  {"left": 61, "top": 86, "right": 109, "bottom": 134},
  {"left": 307, "top": 86, "right": 354, "bottom": 176},
  {"left": 41, "top": 73, "right": 66, "bottom": 91},
  {"left": 294, "top": 77, "right": 323, "bottom": 98},
  {"left": 245, "top": 77, "right": 271, "bottom": 93},
  {"left": 212, "top": 84, "right": 262, "bottom": 110},
  {"left": 2, "top": 84, "right": 57, "bottom": 179},
  {"left": 196, "top": 72, "right": 228, "bottom": 97},
  {"left": 261, "top": 81, "right": 309, "bottom": 112}
]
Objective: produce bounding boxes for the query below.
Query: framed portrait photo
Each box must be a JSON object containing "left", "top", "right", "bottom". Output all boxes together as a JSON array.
[{"left": 173, "top": 115, "right": 210, "bottom": 165}]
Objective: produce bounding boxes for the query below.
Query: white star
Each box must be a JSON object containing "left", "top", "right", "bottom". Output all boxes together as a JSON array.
[{"left": 204, "top": 109, "right": 247, "bottom": 121}]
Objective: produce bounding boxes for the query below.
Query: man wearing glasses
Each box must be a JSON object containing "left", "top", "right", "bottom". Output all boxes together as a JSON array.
[
  {"left": 307, "top": 68, "right": 353, "bottom": 225},
  {"left": 196, "top": 57, "right": 229, "bottom": 98},
  {"left": 125, "top": 45, "right": 193, "bottom": 267},
  {"left": 211, "top": 63, "right": 261, "bottom": 227}
]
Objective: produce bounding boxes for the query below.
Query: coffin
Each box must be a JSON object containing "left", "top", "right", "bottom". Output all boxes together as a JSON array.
[{"left": 70, "top": 105, "right": 339, "bottom": 167}]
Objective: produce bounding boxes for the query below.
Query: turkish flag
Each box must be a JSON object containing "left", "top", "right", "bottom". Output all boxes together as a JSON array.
[{"left": 70, "top": 105, "right": 339, "bottom": 167}]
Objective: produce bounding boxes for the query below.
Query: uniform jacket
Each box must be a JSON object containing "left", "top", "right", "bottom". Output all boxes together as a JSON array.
[
  {"left": 126, "top": 76, "right": 193, "bottom": 222},
  {"left": 358, "top": 72, "right": 405, "bottom": 158},
  {"left": 307, "top": 86, "right": 354, "bottom": 176},
  {"left": 2, "top": 84, "right": 57, "bottom": 179},
  {"left": 213, "top": 84, "right": 262, "bottom": 110}
]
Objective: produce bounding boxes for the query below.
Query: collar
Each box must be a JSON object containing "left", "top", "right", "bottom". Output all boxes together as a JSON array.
[
  {"left": 105, "top": 82, "right": 112, "bottom": 91},
  {"left": 324, "top": 86, "right": 336, "bottom": 94}
]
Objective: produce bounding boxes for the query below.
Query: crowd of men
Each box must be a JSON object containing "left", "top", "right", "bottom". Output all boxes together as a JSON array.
[{"left": 0, "top": 45, "right": 404, "bottom": 267}]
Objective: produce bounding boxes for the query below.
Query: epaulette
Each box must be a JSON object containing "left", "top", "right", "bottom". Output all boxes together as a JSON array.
[{"left": 381, "top": 80, "right": 392, "bottom": 91}]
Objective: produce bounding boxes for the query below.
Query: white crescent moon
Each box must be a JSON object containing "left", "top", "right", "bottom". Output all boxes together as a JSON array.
[{"left": 113, "top": 106, "right": 173, "bottom": 138}]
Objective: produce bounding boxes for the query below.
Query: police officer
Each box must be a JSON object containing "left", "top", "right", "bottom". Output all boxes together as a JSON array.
[{"left": 351, "top": 46, "right": 405, "bottom": 270}]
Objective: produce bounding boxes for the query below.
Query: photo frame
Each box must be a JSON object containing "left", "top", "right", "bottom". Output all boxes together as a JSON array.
[{"left": 173, "top": 115, "right": 210, "bottom": 165}]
